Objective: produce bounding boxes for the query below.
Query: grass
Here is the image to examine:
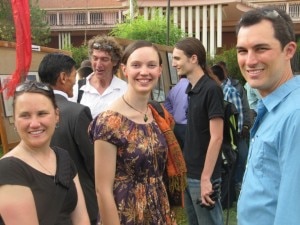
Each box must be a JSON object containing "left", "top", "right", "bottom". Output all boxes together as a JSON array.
[{"left": 173, "top": 202, "right": 237, "bottom": 225}]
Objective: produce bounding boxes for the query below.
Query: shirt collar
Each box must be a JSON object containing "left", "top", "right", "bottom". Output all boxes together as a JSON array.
[
  {"left": 54, "top": 90, "right": 68, "bottom": 99},
  {"left": 186, "top": 74, "right": 209, "bottom": 94},
  {"left": 263, "top": 76, "right": 300, "bottom": 112},
  {"left": 84, "top": 74, "right": 123, "bottom": 91}
]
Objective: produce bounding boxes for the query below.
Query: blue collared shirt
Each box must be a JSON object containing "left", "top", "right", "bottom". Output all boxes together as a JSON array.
[
  {"left": 164, "top": 78, "right": 189, "bottom": 124},
  {"left": 237, "top": 76, "right": 300, "bottom": 225}
]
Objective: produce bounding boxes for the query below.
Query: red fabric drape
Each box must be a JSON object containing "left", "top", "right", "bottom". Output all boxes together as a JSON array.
[{"left": 2, "top": 0, "right": 32, "bottom": 98}]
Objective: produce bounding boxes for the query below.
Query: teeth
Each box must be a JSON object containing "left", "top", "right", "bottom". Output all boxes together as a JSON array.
[
  {"left": 248, "top": 69, "right": 263, "bottom": 75},
  {"left": 30, "top": 130, "right": 43, "bottom": 135},
  {"left": 139, "top": 80, "right": 149, "bottom": 83}
]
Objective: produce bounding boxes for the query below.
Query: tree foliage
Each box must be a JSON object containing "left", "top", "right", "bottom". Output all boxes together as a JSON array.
[
  {"left": 63, "top": 44, "right": 89, "bottom": 69},
  {"left": 0, "top": 0, "right": 50, "bottom": 45},
  {"left": 212, "top": 47, "right": 244, "bottom": 82},
  {"left": 0, "top": 0, "right": 14, "bottom": 41},
  {"left": 291, "top": 40, "right": 300, "bottom": 74},
  {"left": 109, "top": 10, "right": 186, "bottom": 46}
]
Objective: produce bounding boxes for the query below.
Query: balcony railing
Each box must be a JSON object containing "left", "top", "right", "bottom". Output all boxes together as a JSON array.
[
  {"left": 242, "top": 0, "right": 300, "bottom": 21},
  {"left": 45, "top": 10, "right": 126, "bottom": 31}
]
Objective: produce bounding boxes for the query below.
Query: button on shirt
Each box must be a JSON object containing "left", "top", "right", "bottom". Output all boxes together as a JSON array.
[{"left": 237, "top": 76, "right": 300, "bottom": 225}]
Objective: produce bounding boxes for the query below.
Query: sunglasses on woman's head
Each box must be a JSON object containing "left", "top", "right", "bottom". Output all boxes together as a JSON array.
[{"left": 15, "top": 81, "right": 51, "bottom": 93}]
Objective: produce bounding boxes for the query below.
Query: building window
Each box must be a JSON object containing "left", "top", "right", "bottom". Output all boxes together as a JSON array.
[
  {"left": 76, "top": 13, "right": 87, "bottom": 25},
  {"left": 49, "top": 14, "right": 57, "bottom": 25},
  {"left": 90, "top": 12, "right": 103, "bottom": 24},
  {"left": 59, "top": 14, "right": 63, "bottom": 25}
]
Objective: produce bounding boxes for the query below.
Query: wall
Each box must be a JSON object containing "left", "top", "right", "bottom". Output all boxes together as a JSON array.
[{"left": 0, "top": 41, "right": 71, "bottom": 154}]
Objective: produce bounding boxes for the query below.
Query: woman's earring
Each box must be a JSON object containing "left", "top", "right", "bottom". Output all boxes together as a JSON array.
[{"left": 55, "top": 123, "right": 59, "bottom": 129}]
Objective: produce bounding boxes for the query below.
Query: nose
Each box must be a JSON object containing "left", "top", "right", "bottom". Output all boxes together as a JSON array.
[
  {"left": 245, "top": 51, "right": 258, "bottom": 67},
  {"left": 95, "top": 59, "right": 103, "bottom": 67},
  {"left": 140, "top": 65, "right": 149, "bottom": 75},
  {"left": 172, "top": 60, "right": 177, "bottom": 68},
  {"left": 29, "top": 117, "right": 41, "bottom": 128}
]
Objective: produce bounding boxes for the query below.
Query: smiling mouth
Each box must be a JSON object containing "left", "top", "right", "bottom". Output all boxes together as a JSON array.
[
  {"left": 29, "top": 130, "right": 44, "bottom": 135},
  {"left": 137, "top": 79, "right": 151, "bottom": 84},
  {"left": 246, "top": 68, "right": 264, "bottom": 76}
]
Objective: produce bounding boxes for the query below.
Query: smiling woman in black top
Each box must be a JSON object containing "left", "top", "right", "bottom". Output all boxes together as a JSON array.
[{"left": 0, "top": 81, "right": 90, "bottom": 225}]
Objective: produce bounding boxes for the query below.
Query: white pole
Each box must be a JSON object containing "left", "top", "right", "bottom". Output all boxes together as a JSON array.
[{"left": 129, "top": 0, "right": 134, "bottom": 20}]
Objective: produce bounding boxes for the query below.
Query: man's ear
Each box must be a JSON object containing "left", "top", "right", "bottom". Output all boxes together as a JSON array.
[
  {"left": 59, "top": 72, "right": 67, "bottom": 84},
  {"left": 191, "top": 54, "right": 198, "bottom": 64},
  {"left": 285, "top": 41, "right": 297, "bottom": 59}
]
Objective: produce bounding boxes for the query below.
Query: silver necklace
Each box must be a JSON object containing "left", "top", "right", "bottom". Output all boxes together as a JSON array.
[
  {"left": 28, "top": 150, "right": 55, "bottom": 178},
  {"left": 122, "top": 95, "right": 149, "bottom": 122}
]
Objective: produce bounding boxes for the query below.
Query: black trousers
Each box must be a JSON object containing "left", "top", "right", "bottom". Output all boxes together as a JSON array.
[{"left": 173, "top": 123, "right": 187, "bottom": 150}]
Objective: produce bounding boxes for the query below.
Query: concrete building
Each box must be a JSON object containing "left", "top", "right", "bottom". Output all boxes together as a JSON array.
[{"left": 39, "top": 0, "right": 300, "bottom": 54}]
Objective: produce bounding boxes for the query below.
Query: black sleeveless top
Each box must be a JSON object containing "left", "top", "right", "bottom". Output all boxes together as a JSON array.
[{"left": 0, "top": 147, "right": 77, "bottom": 225}]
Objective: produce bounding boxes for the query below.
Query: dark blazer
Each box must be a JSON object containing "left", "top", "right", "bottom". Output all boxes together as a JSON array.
[{"left": 51, "top": 93, "right": 98, "bottom": 225}]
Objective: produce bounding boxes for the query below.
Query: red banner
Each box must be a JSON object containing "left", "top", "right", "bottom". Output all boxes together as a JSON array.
[{"left": 2, "top": 0, "right": 32, "bottom": 97}]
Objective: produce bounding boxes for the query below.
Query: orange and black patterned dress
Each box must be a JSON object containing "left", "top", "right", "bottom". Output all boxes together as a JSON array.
[{"left": 89, "top": 110, "right": 173, "bottom": 225}]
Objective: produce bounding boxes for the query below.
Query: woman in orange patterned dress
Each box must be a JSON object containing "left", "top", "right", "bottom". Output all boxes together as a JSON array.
[{"left": 89, "top": 40, "right": 175, "bottom": 225}]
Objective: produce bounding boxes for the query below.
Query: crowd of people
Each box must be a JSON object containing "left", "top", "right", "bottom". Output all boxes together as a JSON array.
[{"left": 1, "top": 5, "right": 300, "bottom": 225}]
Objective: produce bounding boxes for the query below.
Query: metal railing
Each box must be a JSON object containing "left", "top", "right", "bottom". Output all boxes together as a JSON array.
[
  {"left": 241, "top": 0, "right": 300, "bottom": 21},
  {"left": 45, "top": 10, "right": 126, "bottom": 31}
]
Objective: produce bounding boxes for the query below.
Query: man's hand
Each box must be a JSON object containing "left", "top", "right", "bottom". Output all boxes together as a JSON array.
[{"left": 197, "top": 180, "right": 220, "bottom": 210}]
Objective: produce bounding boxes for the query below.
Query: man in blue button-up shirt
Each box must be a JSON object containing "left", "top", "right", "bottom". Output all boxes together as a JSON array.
[
  {"left": 236, "top": 6, "right": 300, "bottom": 225},
  {"left": 164, "top": 75, "right": 189, "bottom": 150}
]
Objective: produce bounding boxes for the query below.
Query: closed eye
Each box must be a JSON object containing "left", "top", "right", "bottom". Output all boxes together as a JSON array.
[
  {"left": 38, "top": 111, "right": 49, "bottom": 116},
  {"left": 236, "top": 48, "right": 247, "bottom": 55},
  {"left": 131, "top": 63, "right": 140, "bottom": 68},
  {"left": 18, "top": 113, "right": 30, "bottom": 118},
  {"left": 148, "top": 64, "right": 158, "bottom": 68}
]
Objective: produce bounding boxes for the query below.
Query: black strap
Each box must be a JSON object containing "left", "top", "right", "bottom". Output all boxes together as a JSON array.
[
  {"left": 77, "top": 79, "right": 86, "bottom": 103},
  {"left": 148, "top": 100, "right": 165, "bottom": 119}
]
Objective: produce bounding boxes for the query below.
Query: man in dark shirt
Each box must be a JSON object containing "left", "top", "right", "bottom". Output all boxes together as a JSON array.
[
  {"left": 172, "top": 37, "right": 224, "bottom": 225},
  {"left": 38, "top": 53, "right": 98, "bottom": 225}
]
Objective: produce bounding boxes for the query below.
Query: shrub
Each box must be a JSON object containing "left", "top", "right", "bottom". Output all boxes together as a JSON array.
[{"left": 109, "top": 10, "right": 186, "bottom": 46}]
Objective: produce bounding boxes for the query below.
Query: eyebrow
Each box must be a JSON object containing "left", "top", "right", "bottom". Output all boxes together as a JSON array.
[
  {"left": 236, "top": 43, "right": 271, "bottom": 49},
  {"left": 130, "top": 60, "right": 159, "bottom": 64}
]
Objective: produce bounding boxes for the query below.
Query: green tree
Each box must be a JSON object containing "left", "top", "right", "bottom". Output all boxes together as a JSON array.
[
  {"left": 109, "top": 10, "right": 186, "bottom": 46},
  {"left": 63, "top": 44, "right": 89, "bottom": 69},
  {"left": 291, "top": 40, "right": 300, "bottom": 74},
  {"left": 212, "top": 47, "right": 245, "bottom": 83},
  {"left": 0, "top": 0, "right": 50, "bottom": 45},
  {"left": 30, "top": 0, "right": 51, "bottom": 45},
  {"left": 0, "top": 0, "right": 14, "bottom": 41}
]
